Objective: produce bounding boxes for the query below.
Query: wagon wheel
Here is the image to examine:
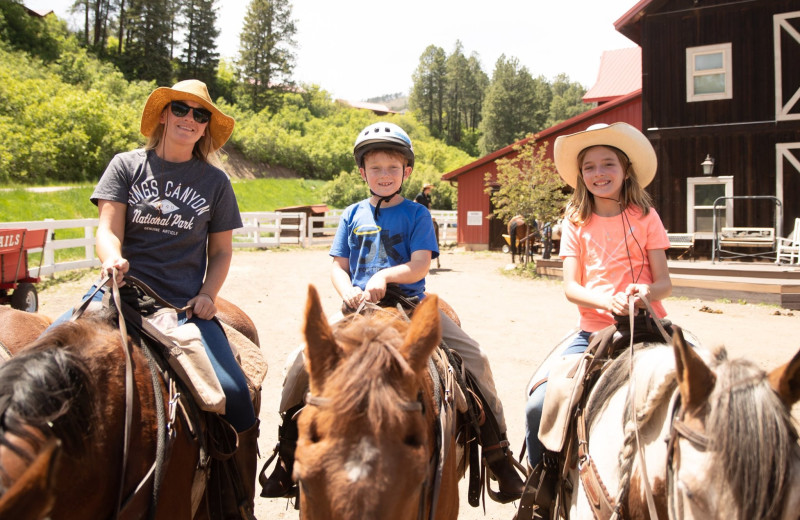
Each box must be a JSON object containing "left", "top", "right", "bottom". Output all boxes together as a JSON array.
[{"left": 11, "top": 283, "right": 38, "bottom": 313}]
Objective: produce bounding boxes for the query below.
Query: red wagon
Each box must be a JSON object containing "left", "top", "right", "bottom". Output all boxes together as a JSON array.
[{"left": 0, "top": 228, "right": 48, "bottom": 312}]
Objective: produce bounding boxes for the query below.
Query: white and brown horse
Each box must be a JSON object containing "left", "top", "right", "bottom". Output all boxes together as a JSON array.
[{"left": 569, "top": 328, "right": 800, "bottom": 519}]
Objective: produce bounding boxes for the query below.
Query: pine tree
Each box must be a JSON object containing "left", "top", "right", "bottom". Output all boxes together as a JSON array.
[
  {"left": 444, "top": 41, "right": 468, "bottom": 146},
  {"left": 119, "top": 0, "right": 173, "bottom": 84},
  {"left": 179, "top": 0, "right": 220, "bottom": 91},
  {"left": 238, "top": 0, "right": 297, "bottom": 112},
  {"left": 409, "top": 45, "right": 446, "bottom": 138},
  {"left": 478, "top": 55, "right": 549, "bottom": 155}
]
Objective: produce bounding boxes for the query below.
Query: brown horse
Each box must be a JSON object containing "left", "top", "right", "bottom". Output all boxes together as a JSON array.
[
  {"left": 0, "top": 298, "right": 260, "bottom": 520},
  {"left": 294, "top": 285, "right": 464, "bottom": 520}
]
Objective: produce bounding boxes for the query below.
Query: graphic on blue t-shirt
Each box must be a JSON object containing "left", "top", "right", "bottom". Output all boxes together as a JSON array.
[{"left": 356, "top": 228, "right": 406, "bottom": 273}]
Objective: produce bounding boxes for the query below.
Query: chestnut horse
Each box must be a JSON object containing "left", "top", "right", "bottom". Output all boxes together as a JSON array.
[
  {"left": 564, "top": 329, "right": 800, "bottom": 519},
  {"left": 0, "top": 298, "right": 260, "bottom": 520},
  {"left": 294, "top": 285, "right": 465, "bottom": 520}
]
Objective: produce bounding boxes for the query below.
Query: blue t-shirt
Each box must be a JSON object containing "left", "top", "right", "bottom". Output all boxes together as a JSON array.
[{"left": 329, "top": 199, "right": 439, "bottom": 299}]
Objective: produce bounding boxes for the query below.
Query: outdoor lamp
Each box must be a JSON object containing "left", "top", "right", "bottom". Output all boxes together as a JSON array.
[{"left": 701, "top": 154, "right": 715, "bottom": 175}]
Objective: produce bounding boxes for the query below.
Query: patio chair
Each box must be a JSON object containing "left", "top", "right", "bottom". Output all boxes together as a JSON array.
[{"left": 775, "top": 217, "right": 800, "bottom": 265}]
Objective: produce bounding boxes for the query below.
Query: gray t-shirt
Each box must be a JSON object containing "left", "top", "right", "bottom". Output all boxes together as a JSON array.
[{"left": 91, "top": 149, "right": 242, "bottom": 306}]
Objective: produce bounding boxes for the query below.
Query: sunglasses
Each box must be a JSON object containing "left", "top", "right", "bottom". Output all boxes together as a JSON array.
[{"left": 169, "top": 101, "right": 212, "bottom": 124}]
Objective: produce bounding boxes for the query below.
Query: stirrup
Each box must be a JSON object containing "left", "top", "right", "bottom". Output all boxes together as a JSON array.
[
  {"left": 258, "top": 443, "right": 297, "bottom": 498},
  {"left": 482, "top": 443, "right": 526, "bottom": 504},
  {"left": 513, "top": 460, "right": 556, "bottom": 520}
]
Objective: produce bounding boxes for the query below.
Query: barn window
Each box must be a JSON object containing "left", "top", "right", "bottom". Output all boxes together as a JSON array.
[
  {"left": 686, "top": 43, "right": 732, "bottom": 102},
  {"left": 686, "top": 176, "right": 733, "bottom": 238}
]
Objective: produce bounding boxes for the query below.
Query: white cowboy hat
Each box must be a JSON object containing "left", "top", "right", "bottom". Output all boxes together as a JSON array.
[
  {"left": 553, "top": 122, "right": 657, "bottom": 188},
  {"left": 140, "top": 79, "right": 235, "bottom": 150}
]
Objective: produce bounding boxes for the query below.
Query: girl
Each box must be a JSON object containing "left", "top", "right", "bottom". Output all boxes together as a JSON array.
[{"left": 524, "top": 122, "right": 672, "bottom": 475}]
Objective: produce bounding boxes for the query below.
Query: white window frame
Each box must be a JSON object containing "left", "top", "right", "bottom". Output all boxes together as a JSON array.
[
  {"left": 686, "top": 176, "right": 734, "bottom": 239},
  {"left": 686, "top": 43, "right": 733, "bottom": 102}
]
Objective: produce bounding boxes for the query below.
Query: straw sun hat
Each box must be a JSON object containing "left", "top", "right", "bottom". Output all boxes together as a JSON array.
[
  {"left": 553, "top": 122, "right": 657, "bottom": 188},
  {"left": 140, "top": 79, "right": 235, "bottom": 150}
]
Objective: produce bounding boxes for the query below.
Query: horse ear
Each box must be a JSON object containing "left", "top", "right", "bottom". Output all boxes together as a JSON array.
[
  {"left": 767, "top": 348, "right": 800, "bottom": 407},
  {"left": 672, "top": 326, "right": 716, "bottom": 413},
  {"left": 400, "top": 294, "right": 442, "bottom": 375},
  {"left": 303, "top": 285, "right": 341, "bottom": 394}
]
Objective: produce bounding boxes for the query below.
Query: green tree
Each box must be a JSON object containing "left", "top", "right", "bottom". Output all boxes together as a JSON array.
[
  {"left": 478, "top": 55, "right": 549, "bottom": 155},
  {"left": 444, "top": 41, "right": 468, "bottom": 146},
  {"left": 485, "top": 138, "right": 567, "bottom": 234},
  {"left": 118, "top": 0, "right": 173, "bottom": 83},
  {"left": 0, "top": 0, "right": 64, "bottom": 62},
  {"left": 546, "top": 73, "right": 589, "bottom": 127},
  {"left": 179, "top": 0, "right": 219, "bottom": 91},
  {"left": 238, "top": 0, "right": 297, "bottom": 112},
  {"left": 409, "top": 45, "right": 446, "bottom": 138},
  {"left": 321, "top": 170, "right": 369, "bottom": 209}
]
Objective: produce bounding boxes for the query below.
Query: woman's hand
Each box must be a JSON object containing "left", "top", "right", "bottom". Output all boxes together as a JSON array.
[
  {"left": 101, "top": 257, "right": 129, "bottom": 287},
  {"left": 188, "top": 293, "right": 216, "bottom": 320},
  {"left": 606, "top": 291, "right": 631, "bottom": 316}
]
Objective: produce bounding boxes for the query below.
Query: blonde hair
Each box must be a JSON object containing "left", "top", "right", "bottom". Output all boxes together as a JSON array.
[
  {"left": 564, "top": 145, "right": 653, "bottom": 226},
  {"left": 144, "top": 107, "right": 225, "bottom": 170}
]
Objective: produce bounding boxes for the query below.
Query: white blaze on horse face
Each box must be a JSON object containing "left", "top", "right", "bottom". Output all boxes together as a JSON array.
[{"left": 344, "top": 437, "right": 379, "bottom": 483}]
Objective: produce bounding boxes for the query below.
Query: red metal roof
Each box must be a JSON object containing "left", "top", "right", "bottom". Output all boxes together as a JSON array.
[{"left": 582, "top": 47, "right": 641, "bottom": 104}]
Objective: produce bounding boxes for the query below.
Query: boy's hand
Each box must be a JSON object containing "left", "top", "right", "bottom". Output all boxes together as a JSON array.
[
  {"left": 342, "top": 286, "right": 365, "bottom": 311},
  {"left": 364, "top": 274, "right": 388, "bottom": 303}
]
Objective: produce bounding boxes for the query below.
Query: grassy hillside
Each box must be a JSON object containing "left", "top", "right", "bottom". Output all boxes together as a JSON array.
[{"left": 0, "top": 178, "right": 328, "bottom": 223}]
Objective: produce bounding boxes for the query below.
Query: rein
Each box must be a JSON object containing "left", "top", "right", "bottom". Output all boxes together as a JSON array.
[{"left": 68, "top": 273, "right": 183, "bottom": 520}]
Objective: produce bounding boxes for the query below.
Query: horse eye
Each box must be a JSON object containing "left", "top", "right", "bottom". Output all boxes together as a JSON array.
[
  {"left": 308, "top": 420, "right": 321, "bottom": 444},
  {"left": 404, "top": 432, "right": 423, "bottom": 447}
]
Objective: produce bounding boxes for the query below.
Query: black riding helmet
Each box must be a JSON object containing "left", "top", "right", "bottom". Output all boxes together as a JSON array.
[{"left": 353, "top": 122, "right": 415, "bottom": 218}]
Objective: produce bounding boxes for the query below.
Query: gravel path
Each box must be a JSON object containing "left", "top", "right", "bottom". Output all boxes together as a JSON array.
[{"left": 37, "top": 248, "right": 800, "bottom": 519}]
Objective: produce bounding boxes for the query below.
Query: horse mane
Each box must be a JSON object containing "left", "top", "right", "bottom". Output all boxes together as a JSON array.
[
  {"left": 322, "top": 310, "right": 429, "bottom": 434},
  {"left": 706, "top": 350, "right": 798, "bottom": 519},
  {"left": 586, "top": 343, "right": 798, "bottom": 519},
  {"left": 0, "top": 315, "right": 118, "bottom": 478}
]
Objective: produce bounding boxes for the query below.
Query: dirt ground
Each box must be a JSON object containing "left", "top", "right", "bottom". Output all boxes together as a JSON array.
[{"left": 37, "top": 248, "right": 800, "bottom": 520}]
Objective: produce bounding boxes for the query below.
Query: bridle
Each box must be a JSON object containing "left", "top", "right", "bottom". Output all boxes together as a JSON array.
[
  {"left": 665, "top": 393, "right": 712, "bottom": 520},
  {"left": 300, "top": 338, "right": 443, "bottom": 520}
]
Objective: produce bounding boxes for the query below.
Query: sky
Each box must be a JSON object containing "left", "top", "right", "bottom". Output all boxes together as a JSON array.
[{"left": 27, "top": 0, "right": 640, "bottom": 102}]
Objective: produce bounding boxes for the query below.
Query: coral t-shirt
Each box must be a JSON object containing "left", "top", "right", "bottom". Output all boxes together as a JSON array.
[{"left": 559, "top": 207, "right": 670, "bottom": 332}]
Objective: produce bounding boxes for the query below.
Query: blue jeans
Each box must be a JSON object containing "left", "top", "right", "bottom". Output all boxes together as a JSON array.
[
  {"left": 49, "top": 286, "right": 256, "bottom": 432},
  {"left": 524, "top": 330, "right": 592, "bottom": 468}
]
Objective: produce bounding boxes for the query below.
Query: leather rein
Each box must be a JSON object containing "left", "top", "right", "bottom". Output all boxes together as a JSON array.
[
  {"left": 577, "top": 295, "right": 710, "bottom": 520},
  {"left": 69, "top": 272, "right": 188, "bottom": 520}
]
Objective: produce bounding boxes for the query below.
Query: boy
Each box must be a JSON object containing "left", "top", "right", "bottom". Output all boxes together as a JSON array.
[{"left": 260, "top": 122, "right": 524, "bottom": 503}]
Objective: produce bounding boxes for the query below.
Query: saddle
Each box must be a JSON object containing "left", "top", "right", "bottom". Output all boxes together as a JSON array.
[
  {"left": 515, "top": 310, "right": 674, "bottom": 520},
  {"left": 73, "top": 276, "right": 264, "bottom": 519}
]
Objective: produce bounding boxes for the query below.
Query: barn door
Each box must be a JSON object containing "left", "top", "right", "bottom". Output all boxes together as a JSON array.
[
  {"left": 776, "top": 143, "right": 800, "bottom": 235},
  {"left": 775, "top": 11, "right": 800, "bottom": 120}
]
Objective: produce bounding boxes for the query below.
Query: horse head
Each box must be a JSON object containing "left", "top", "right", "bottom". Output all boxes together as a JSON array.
[
  {"left": 667, "top": 329, "right": 800, "bottom": 520},
  {"left": 295, "top": 285, "right": 452, "bottom": 520}
]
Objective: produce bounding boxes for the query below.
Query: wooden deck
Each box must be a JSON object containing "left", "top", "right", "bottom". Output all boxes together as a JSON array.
[{"left": 535, "top": 258, "right": 800, "bottom": 310}]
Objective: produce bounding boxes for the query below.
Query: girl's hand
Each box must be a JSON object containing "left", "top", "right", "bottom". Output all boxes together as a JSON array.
[
  {"left": 187, "top": 293, "right": 216, "bottom": 320},
  {"left": 607, "top": 291, "right": 631, "bottom": 316},
  {"left": 101, "top": 257, "right": 129, "bottom": 287},
  {"left": 625, "top": 284, "right": 652, "bottom": 309},
  {"left": 342, "top": 286, "right": 365, "bottom": 311}
]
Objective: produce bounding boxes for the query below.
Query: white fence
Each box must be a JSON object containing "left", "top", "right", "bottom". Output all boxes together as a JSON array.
[{"left": 0, "top": 210, "right": 457, "bottom": 277}]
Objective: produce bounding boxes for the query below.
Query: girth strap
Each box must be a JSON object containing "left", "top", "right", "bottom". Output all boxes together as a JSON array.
[{"left": 576, "top": 408, "right": 620, "bottom": 519}]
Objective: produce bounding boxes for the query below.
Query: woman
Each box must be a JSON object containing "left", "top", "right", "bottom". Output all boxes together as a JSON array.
[{"left": 92, "top": 79, "right": 258, "bottom": 517}]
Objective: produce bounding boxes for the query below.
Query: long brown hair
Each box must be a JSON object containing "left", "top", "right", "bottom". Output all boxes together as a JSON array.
[{"left": 564, "top": 145, "right": 653, "bottom": 226}]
